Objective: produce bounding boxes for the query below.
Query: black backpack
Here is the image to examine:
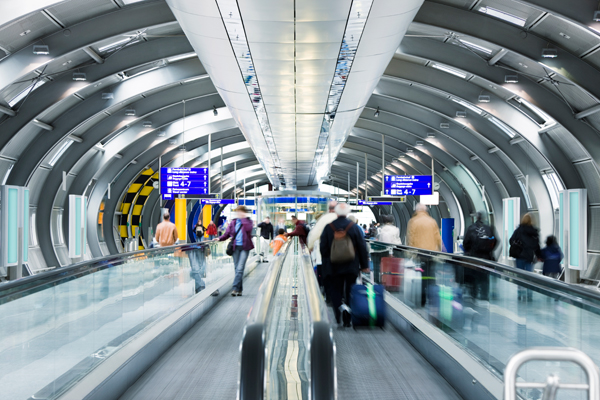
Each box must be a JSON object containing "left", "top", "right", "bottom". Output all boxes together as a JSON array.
[
  {"left": 471, "top": 224, "right": 496, "bottom": 255},
  {"left": 302, "top": 223, "right": 310, "bottom": 236}
]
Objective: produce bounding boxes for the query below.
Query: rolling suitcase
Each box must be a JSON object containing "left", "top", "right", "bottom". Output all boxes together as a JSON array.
[
  {"left": 403, "top": 261, "right": 422, "bottom": 308},
  {"left": 380, "top": 257, "right": 403, "bottom": 292},
  {"left": 350, "top": 281, "right": 385, "bottom": 327}
]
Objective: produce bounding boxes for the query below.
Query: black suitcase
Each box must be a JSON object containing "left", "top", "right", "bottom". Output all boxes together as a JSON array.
[{"left": 350, "top": 282, "right": 385, "bottom": 327}]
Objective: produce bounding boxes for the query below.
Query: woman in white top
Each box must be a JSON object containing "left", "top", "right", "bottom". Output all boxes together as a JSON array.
[{"left": 376, "top": 215, "right": 402, "bottom": 245}]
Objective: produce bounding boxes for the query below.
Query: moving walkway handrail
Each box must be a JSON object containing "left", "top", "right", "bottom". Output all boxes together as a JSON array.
[
  {"left": 367, "top": 239, "right": 600, "bottom": 306},
  {"left": 239, "top": 240, "right": 292, "bottom": 400},
  {"left": 298, "top": 241, "right": 336, "bottom": 400},
  {"left": 504, "top": 347, "right": 600, "bottom": 400},
  {"left": 0, "top": 239, "right": 219, "bottom": 302}
]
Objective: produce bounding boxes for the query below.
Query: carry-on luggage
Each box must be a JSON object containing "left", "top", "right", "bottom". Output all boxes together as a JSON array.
[
  {"left": 380, "top": 257, "right": 403, "bottom": 292},
  {"left": 403, "top": 260, "right": 422, "bottom": 308},
  {"left": 350, "top": 281, "right": 385, "bottom": 327}
]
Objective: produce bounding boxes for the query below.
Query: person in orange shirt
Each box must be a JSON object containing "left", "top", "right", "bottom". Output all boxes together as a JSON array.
[
  {"left": 270, "top": 228, "right": 287, "bottom": 255},
  {"left": 155, "top": 212, "right": 178, "bottom": 247}
]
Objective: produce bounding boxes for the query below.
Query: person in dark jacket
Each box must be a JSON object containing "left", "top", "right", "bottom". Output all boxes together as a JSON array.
[
  {"left": 218, "top": 205, "right": 255, "bottom": 296},
  {"left": 320, "top": 203, "right": 370, "bottom": 327},
  {"left": 509, "top": 213, "right": 541, "bottom": 301},
  {"left": 286, "top": 215, "right": 308, "bottom": 244},
  {"left": 540, "top": 235, "right": 563, "bottom": 279},
  {"left": 463, "top": 211, "right": 498, "bottom": 261},
  {"left": 257, "top": 217, "right": 274, "bottom": 241}
]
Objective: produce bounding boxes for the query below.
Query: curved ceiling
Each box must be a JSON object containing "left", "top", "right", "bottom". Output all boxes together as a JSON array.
[{"left": 1, "top": 0, "right": 600, "bottom": 278}]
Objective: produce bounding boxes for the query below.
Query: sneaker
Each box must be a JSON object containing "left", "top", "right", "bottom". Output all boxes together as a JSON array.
[
  {"left": 211, "top": 290, "right": 219, "bottom": 297},
  {"left": 231, "top": 291, "right": 238, "bottom": 296},
  {"left": 237, "top": 292, "right": 243, "bottom": 296},
  {"left": 342, "top": 310, "right": 351, "bottom": 327}
]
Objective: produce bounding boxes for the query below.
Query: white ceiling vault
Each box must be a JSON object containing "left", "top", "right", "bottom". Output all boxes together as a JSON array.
[{"left": 165, "top": 0, "right": 424, "bottom": 188}]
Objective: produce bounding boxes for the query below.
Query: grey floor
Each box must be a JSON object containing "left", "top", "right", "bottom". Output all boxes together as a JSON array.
[
  {"left": 334, "top": 321, "right": 463, "bottom": 400},
  {"left": 119, "top": 262, "right": 268, "bottom": 400}
]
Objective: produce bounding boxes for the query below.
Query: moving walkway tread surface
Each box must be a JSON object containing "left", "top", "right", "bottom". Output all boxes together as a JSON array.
[
  {"left": 119, "top": 262, "right": 268, "bottom": 400},
  {"left": 333, "top": 318, "right": 463, "bottom": 400}
]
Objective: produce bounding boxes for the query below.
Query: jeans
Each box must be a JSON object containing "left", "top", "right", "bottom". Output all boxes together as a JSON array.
[
  {"left": 189, "top": 248, "right": 206, "bottom": 293},
  {"left": 332, "top": 273, "right": 357, "bottom": 324},
  {"left": 232, "top": 248, "right": 249, "bottom": 292}
]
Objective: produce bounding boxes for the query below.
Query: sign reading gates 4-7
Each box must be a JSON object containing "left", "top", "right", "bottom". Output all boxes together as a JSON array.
[
  {"left": 161, "top": 167, "right": 209, "bottom": 200},
  {"left": 384, "top": 175, "right": 433, "bottom": 196}
]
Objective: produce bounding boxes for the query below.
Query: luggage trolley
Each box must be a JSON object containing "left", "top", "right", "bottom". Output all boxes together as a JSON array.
[{"left": 504, "top": 347, "right": 600, "bottom": 400}]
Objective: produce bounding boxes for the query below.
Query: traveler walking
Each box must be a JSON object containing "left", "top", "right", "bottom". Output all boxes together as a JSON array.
[
  {"left": 509, "top": 213, "right": 541, "bottom": 300},
  {"left": 206, "top": 221, "right": 217, "bottom": 240},
  {"left": 270, "top": 228, "right": 288, "bottom": 255},
  {"left": 371, "top": 215, "right": 401, "bottom": 284},
  {"left": 320, "top": 203, "right": 369, "bottom": 327},
  {"left": 155, "top": 212, "right": 178, "bottom": 247},
  {"left": 406, "top": 203, "right": 441, "bottom": 306},
  {"left": 195, "top": 220, "right": 205, "bottom": 242},
  {"left": 463, "top": 211, "right": 497, "bottom": 260},
  {"left": 348, "top": 215, "right": 364, "bottom": 237},
  {"left": 307, "top": 201, "right": 338, "bottom": 303},
  {"left": 257, "top": 217, "right": 275, "bottom": 252},
  {"left": 285, "top": 215, "right": 309, "bottom": 245},
  {"left": 218, "top": 205, "right": 254, "bottom": 296},
  {"left": 540, "top": 235, "right": 563, "bottom": 279}
]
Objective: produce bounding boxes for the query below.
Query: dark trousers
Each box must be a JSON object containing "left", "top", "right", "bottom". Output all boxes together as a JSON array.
[
  {"left": 316, "top": 264, "right": 333, "bottom": 303},
  {"left": 332, "top": 273, "right": 357, "bottom": 323}
]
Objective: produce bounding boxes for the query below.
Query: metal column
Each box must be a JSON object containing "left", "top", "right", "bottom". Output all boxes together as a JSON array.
[
  {"left": 381, "top": 134, "right": 385, "bottom": 196},
  {"left": 365, "top": 153, "right": 368, "bottom": 200},
  {"left": 208, "top": 133, "right": 211, "bottom": 194}
]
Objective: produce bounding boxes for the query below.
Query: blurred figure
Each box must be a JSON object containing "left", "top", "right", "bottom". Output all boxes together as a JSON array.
[
  {"left": 206, "top": 221, "right": 218, "bottom": 240},
  {"left": 463, "top": 211, "right": 497, "bottom": 260},
  {"left": 368, "top": 223, "right": 377, "bottom": 239},
  {"left": 155, "top": 212, "right": 178, "bottom": 247},
  {"left": 407, "top": 204, "right": 441, "bottom": 306},
  {"left": 257, "top": 217, "right": 275, "bottom": 253},
  {"left": 320, "top": 203, "right": 369, "bottom": 327},
  {"left": 362, "top": 224, "right": 368, "bottom": 237},
  {"left": 407, "top": 203, "right": 441, "bottom": 251},
  {"left": 218, "top": 205, "right": 254, "bottom": 296},
  {"left": 270, "top": 228, "right": 288, "bottom": 255},
  {"left": 195, "top": 220, "right": 205, "bottom": 242},
  {"left": 509, "top": 213, "right": 541, "bottom": 301},
  {"left": 308, "top": 201, "right": 338, "bottom": 303},
  {"left": 540, "top": 235, "right": 563, "bottom": 279},
  {"left": 371, "top": 215, "right": 402, "bottom": 284},
  {"left": 276, "top": 218, "right": 286, "bottom": 232},
  {"left": 348, "top": 215, "right": 364, "bottom": 237},
  {"left": 286, "top": 215, "right": 308, "bottom": 245}
]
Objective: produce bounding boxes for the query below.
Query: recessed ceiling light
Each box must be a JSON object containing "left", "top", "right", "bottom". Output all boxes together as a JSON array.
[
  {"left": 125, "top": 109, "right": 136, "bottom": 116},
  {"left": 427, "top": 132, "right": 436, "bottom": 138},
  {"left": 102, "top": 93, "right": 114, "bottom": 100},
  {"left": 143, "top": 121, "right": 152, "bottom": 128},
  {"left": 72, "top": 72, "right": 86, "bottom": 81},
  {"left": 169, "top": 138, "right": 177, "bottom": 144},
  {"left": 478, "top": 95, "right": 491, "bottom": 103},
  {"left": 157, "top": 131, "right": 166, "bottom": 137},
  {"left": 440, "top": 123, "right": 450, "bottom": 129},
  {"left": 505, "top": 75, "right": 519, "bottom": 83},
  {"left": 456, "top": 111, "right": 467, "bottom": 118},
  {"left": 33, "top": 45, "right": 49, "bottom": 55}
]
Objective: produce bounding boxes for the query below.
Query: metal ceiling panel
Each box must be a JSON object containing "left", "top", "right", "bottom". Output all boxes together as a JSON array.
[
  {"left": 0, "top": 12, "right": 59, "bottom": 54},
  {"left": 476, "top": 0, "right": 545, "bottom": 28},
  {"left": 46, "top": 0, "right": 118, "bottom": 27},
  {"left": 530, "top": 14, "right": 600, "bottom": 57}
]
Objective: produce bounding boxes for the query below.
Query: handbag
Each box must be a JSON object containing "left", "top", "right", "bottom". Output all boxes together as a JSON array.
[
  {"left": 226, "top": 221, "right": 244, "bottom": 256},
  {"left": 509, "top": 229, "right": 524, "bottom": 259}
]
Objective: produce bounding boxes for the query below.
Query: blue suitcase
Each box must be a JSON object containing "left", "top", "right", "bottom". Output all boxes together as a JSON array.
[{"left": 350, "top": 283, "right": 385, "bottom": 327}]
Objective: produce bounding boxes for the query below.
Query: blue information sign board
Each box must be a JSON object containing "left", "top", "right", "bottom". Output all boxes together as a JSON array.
[
  {"left": 200, "top": 198, "right": 234, "bottom": 205},
  {"left": 384, "top": 175, "right": 433, "bottom": 196},
  {"left": 358, "top": 200, "right": 392, "bottom": 206},
  {"left": 161, "top": 167, "right": 210, "bottom": 199}
]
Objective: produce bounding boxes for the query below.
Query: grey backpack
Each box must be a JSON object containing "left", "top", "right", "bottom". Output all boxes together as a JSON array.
[{"left": 329, "top": 221, "right": 355, "bottom": 263}]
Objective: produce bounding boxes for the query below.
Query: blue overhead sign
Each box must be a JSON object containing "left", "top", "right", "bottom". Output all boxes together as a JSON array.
[
  {"left": 200, "top": 198, "right": 234, "bottom": 205},
  {"left": 161, "top": 167, "right": 209, "bottom": 199},
  {"left": 384, "top": 175, "right": 433, "bottom": 196},
  {"left": 358, "top": 200, "right": 392, "bottom": 206}
]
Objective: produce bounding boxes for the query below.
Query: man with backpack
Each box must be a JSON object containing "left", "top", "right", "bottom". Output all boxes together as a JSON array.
[
  {"left": 463, "top": 211, "right": 498, "bottom": 261},
  {"left": 286, "top": 215, "right": 309, "bottom": 245},
  {"left": 320, "top": 203, "right": 369, "bottom": 327}
]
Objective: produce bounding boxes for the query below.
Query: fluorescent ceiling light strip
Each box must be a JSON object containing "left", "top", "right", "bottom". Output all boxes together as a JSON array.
[
  {"left": 98, "top": 38, "right": 139, "bottom": 53},
  {"left": 431, "top": 63, "right": 467, "bottom": 79},
  {"left": 8, "top": 80, "right": 45, "bottom": 107},
  {"left": 311, "top": 0, "right": 374, "bottom": 183},
  {"left": 216, "top": 0, "right": 281, "bottom": 186},
  {"left": 167, "top": 53, "right": 197, "bottom": 63},
  {"left": 49, "top": 140, "right": 73, "bottom": 166},
  {"left": 451, "top": 98, "right": 483, "bottom": 115},
  {"left": 517, "top": 98, "right": 555, "bottom": 125},
  {"left": 459, "top": 39, "right": 492, "bottom": 55},
  {"left": 478, "top": 6, "right": 526, "bottom": 27},
  {"left": 488, "top": 116, "right": 516, "bottom": 138}
]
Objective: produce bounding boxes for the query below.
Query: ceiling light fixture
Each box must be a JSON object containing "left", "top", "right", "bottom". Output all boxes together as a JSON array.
[
  {"left": 416, "top": 141, "right": 424, "bottom": 146},
  {"left": 374, "top": 107, "right": 380, "bottom": 117},
  {"left": 542, "top": 48, "right": 558, "bottom": 58},
  {"left": 167, "top": 53, "right": 197, "bottom": 63},
  {"left": 594, "top": 11, "right": 600, "bottom": 22},
  {"left": 213, "top": 106, "right": 218, "bottom": 116},
  {"left": 440, "top": 123, "right": 450, "bottom": 129},
  {"left": 478, "top": 95, "right": 491, "bottom": 103},
  {"left": 157, "top": 131, "right": 166, "bottom": 137},
  {"left": 142, "top": 121, "right": 152, "bottom": 128},
  {"left": 125, "top": 109, "right": 136, "bottom": 116},
  {"left": 478, "top": 6, "right": 526, "bottom": 27},
  {"left": 505, "top": 75, "right": 519, "bottom": 83},
  {"left": 33, "top": 45, "right": 49, "bottom": 55},
  {"left": 102, "top": 93, "right": 114, "bottom": 100},
  {"left": 431, "top": 63, "right": 467, "bottom": 79},
  {"left": 460, "top": 40, "right": 492, "bottom": 55},
  {"left": 427, "top": 132, "right": 436, "bottom": 138},
  {"left": 72, "top": 72, "right": 86, "bottom": 81},
  {"left": 456, "top": 111, "right": 467, "bottom": 118}
]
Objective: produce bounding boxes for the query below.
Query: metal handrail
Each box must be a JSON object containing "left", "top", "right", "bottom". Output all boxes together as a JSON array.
[
  {"left": 238, "top": 240, "right": 292, "bottom": 400},
  {"left": 298, "top": 241, "right": 336, "bottom": 400},
  {"left": 504, "top": 347, "right": 600, "bottom": 400},
  {"left": 366, "top": 239, "right": 600, "bottom": 306}
]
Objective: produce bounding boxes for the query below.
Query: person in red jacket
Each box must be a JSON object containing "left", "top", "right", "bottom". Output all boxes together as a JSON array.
[
  {"left": 206, "top": 220, "right": 218, "bottom": 240},
  {"left": 285, "top": 215, "right": 308, "bottom": 244}
]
